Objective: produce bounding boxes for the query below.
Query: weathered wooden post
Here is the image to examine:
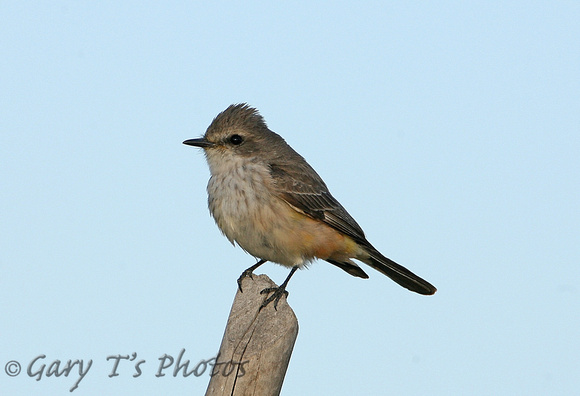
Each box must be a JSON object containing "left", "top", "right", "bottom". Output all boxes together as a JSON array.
[{"left": 206, "top": 274, "right": 299, "bottom": 396}]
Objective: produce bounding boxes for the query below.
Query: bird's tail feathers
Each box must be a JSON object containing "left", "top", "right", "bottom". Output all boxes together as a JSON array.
[
  {"left": 362, "top": 247, "right": 436, "bottom": 295},
  {"left": 326, "top": 259, "right": 369, "bottom": 279}
]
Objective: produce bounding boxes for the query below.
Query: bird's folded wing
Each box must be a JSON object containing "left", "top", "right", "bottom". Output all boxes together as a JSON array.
[{"left": 269, "top": 163, "right": 368, "bottom": 244}]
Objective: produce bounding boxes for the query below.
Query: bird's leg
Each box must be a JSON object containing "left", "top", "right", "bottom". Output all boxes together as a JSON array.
[
  {"left": 259, "top": 266, "right": 299, "bottom": 310},
  {"left": 237, "top": 259, "right": 267, "bottom": 292}
]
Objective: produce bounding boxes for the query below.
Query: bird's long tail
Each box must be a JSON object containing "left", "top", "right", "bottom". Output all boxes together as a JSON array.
[{"left": 362, "top": 247, "right": 437, "bottom": 295}]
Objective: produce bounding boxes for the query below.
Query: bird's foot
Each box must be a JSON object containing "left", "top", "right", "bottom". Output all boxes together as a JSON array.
[
  {"left": 237, "top": 259, "right": 267, "bottom": 292},
  {"left": 259, "top": 285, "right": 289, "bottom": 311},
  {"left": 258, "top": 266, "right": 298, "bottom": 310},
  {"left": 237, "top": 269, "right": 254, "bottom": 292}
]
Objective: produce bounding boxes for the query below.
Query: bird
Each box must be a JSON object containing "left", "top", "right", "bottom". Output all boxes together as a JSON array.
[{"left": 184, "top": 104, "right": 436, "bottom": 308}]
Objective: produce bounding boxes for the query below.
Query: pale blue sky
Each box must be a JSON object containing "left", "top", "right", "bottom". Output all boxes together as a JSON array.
[{"left": 1, "top": 2, "right": 579, "bottom": 395}]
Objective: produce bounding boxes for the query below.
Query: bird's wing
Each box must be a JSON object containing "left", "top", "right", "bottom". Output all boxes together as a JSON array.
[{"left": 269, "top": 162, "right": 367, "bottom": 244}]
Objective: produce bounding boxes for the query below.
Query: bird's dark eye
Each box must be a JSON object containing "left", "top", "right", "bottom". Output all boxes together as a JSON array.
[{"left": 229, "top": 134, "right": 243, "bottom": 145}]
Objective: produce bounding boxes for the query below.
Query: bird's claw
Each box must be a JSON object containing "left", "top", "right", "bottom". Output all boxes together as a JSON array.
[
  {"left": 237, "top": 259, "right": 267, "bottom": 293},
  {"left": 259, "top": 286, "right": 289, "bottom": 311},
  {"left": 237, "top": 269, "right": 254, "bottom": 292}
]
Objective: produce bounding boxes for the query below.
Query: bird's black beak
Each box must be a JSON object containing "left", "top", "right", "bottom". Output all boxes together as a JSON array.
[{"left": 183, "top": 138, "right": 214, "bottom": 148}]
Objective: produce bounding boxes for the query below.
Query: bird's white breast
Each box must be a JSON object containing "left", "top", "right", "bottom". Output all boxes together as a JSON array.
[{"left": 205, "top": 151, "right": 304, "bottom": 265}]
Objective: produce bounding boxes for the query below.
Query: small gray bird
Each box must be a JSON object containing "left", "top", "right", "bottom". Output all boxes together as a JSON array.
[{"left": 184, "top": 104, "right": 436, "bottom": 308}]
